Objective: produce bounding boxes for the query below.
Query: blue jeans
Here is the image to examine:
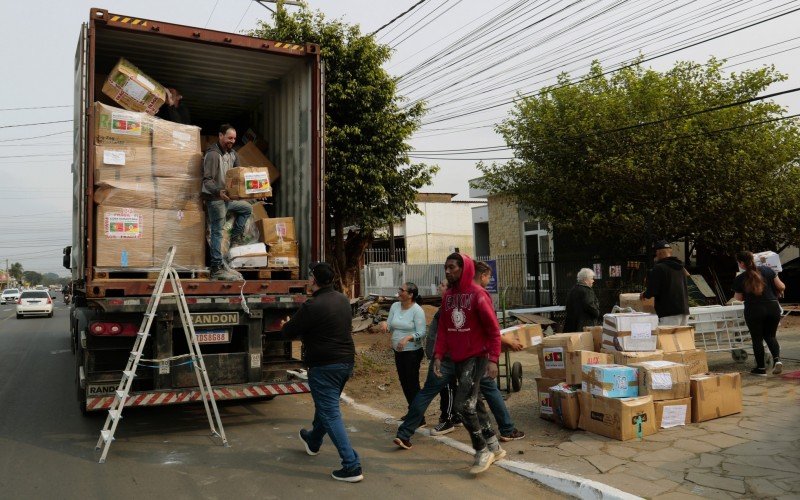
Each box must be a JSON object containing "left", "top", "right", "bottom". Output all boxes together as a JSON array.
[
  {"left": 396, "top": 359, "right": 455, "bottom": 440},
  {"left": 206, "top": 199, "right": 252, "bottom": 267},
  {"left": 306, "top": 363, "right": 360, "bottom": 470},
  {"left": 481, "top": 376, "right": 514, "bottom": 436}
]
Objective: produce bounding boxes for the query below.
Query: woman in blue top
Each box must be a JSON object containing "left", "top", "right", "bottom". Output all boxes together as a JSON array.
[
  {"left": 733, "top": 251, "right": 786, "bottom": 376},
  {"left": 381, "top": 282, "right": 427, "bottom": 418}
]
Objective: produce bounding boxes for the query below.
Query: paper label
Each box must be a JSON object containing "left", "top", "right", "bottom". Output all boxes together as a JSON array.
[
  {"left": 271, "top": 256, "right": 290, "bottom": 266},
  {"left": 660, "top": 404, "right": 687, "bottom": 428},
  {"left": 110, "top": 112, "right": 143, "bottom": 136},
  {"left": 103, "top": 150, "right": 126, "bottom": 165},
  {"left": 276, "top": 222, "right": 287, "bottom": 238},
  {"left": 631, "top": 322, "right": 652, "bottom": 339},
  {"left": 136, "top": 74, "right": 156, "bottom": 92},
  {"left": 543, "top": 347, "right": 564, "bottom": 369},
  {"left": 244, "top": 172, "right": 271, "bottom": 194},
  {"left": 105, "top": 212, "right": 142, "bottom": 239},
  {"left": 651, "top": 372, "right": 673, "bottom": 390},
  {"left": 531, "top": 336, "right": 542, "bottom": 346},
  {"left": 539, "top": 392, "right": 553, "bottom": 414},
  {"left": 172, "top": 130, "right": 192, "bottom": 143},
  {"left": 122, "top": 78, "right": 150, "bottom": 103},
  {"left": 643, "top": 360, "right": 674, "bottom": 368}
]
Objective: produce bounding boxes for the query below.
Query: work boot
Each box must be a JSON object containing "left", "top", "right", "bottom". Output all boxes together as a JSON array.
[
  {"left": 469, "top": 448, "right": 495, "bottom": 474},
  {"left": 486, "top": 435, "right": 506, "bottom": 461},
  {"left": 230, "top": 233, "right": 247, "bottom": 247},
  {"left": 210, "top": 266, "right": 243, "bottom": 281}
]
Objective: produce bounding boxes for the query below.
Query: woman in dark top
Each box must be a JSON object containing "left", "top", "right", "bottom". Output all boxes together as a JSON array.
[
  {"left": 563, "top": 268, "right": 600, "bottom": 332},
  {"left": 733, "top": 251, "right": 786, "bottom": 376}
]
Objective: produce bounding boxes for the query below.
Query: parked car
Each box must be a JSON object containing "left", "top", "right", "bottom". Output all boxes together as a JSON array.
[
  {"left": 16, "top": 290, "right": 53, "bottom": 319},
  {"left": 1, "top": 288, "right": 21, "bottom": 305}
]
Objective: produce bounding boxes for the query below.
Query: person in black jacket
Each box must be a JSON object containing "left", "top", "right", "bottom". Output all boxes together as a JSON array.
[
  {"left": 641, "top": 240, "right": 690, "bottom": 325},
  {"left": 563, "top": 268, "right": 600, "bottom": 332},
  {"left": 281, "top": 262, "right": 363, "bottom": 483}
]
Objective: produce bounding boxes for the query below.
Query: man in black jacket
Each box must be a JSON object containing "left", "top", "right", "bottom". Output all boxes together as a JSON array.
[
  {"left": 563, "top": 268, "right": 600, "bottom": 332},
  {"left": 281, "top": 262, "right": 363, "bottom": 483},
  {"left": 641, "top": 240, "right": 690, "bottom": 325}
]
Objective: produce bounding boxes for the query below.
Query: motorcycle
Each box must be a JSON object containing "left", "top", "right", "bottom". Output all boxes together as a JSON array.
[{"left": 63, "top": 293, "right": 71, "bottom": 305}]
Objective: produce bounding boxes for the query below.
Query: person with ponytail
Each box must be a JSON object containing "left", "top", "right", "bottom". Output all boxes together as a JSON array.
[{"left": 733, "top": 251, "right": 786, "bottom": 376}]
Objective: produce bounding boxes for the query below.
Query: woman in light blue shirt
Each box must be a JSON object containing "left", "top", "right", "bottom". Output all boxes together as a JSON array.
[{"left": 381, "top": 282, "right": 426, "bottom": 420}]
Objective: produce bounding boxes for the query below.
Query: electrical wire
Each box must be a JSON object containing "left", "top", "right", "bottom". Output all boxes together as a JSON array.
[
  {"left": 234, "top": 0, "right": 254, "bottom": 32},
  {"left": 206, "top": 0, "right": 222, "bottom": 28},
  {"left": 0, "top": 120, "right": 72, "bottom": 129},
  {"left": 371, "top": 0, "right": 428, "bottom": 36}
]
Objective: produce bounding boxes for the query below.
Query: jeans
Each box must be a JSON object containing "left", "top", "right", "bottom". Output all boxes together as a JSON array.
[
  {"left": 744, "top": 301, "right": 781, "bottom": 368},
  {"left": 206, "top": 199, "right": 252, "bottom": 267},
  {"left": 481, "top": 376, "right": 514, "bottom": 435},
  {"left": 453, "top": 357, "right": 495, "bottom": 451},
  {"left": 306, "top": 363, "right": 360, "bottom": 470},
  {"left": 396, "top": 359, "right": 455, "bottom": 440},
  {"left": 659, "top": 314, "right": 689, "bottom": 326},
  {"left": 394, "top": 348, "right": 424, "bottom": 408}
]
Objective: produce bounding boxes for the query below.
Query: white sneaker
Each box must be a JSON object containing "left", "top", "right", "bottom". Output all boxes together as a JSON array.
[
  {"left": 469, "top": 448, "right": 495, "bottom": 474},
  {"left": 773, "top": 361, "right": 783, "bottom": 375}
]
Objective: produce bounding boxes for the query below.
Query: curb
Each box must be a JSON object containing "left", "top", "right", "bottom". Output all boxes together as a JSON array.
[{"left": 340, "top": 393, "right": 641, "bottom": 500}]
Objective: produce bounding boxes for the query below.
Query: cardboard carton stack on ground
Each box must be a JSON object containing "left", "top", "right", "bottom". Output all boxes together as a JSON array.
[
  {"left": 601, "top": 312, "right": 659, "bottom": 352},
  {"left": 578, "top": 391, "right": 657, "bottom": 441},
  {"left": 582, "top": 364, "right": 639, "bottom": 398},
  {"left": 630, "top": 360, "right": 692, "bottom": 428},
  {"left": 690, "top": 372, "right": 743, "bottom": 422},
  {"left": 656, "top": 325, "right": 709, "bottom": 376},
  {"left": 549, "top": 383, "right": 580, "bottom": 430}
]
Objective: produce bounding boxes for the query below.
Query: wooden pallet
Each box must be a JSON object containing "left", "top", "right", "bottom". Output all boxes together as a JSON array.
[
  {"left": 237, "top": 267, "right": 300, "bottom": 280},
  {"left": 94, "top": 268, "right": 209, "bottom": 280}
]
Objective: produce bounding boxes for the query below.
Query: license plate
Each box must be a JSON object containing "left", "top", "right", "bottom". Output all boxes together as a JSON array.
[
  {"left": 196, "top": 329, "right": 230, "bottom": 344},
  {"left": 29, "top": 301, "right": 40, "bottom": 304}
]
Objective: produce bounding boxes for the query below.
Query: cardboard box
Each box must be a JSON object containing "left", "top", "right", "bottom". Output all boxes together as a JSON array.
[
  {"left": 613, "top": 350, "right": 664, "bottom": 366},
  {"left": 535, "top": 377, "right": 565, "bottom": 421},
  {"left": 94, "top": 179, "right": 202, "bottom": 210},
  {"left": 152, "top": 147, "right": 202, "bottom": 179},
  {"left": 565, "top": 350, "right": 612, "bottom": 385},
  {"left": 251, "top": 201, "right": 269, "bottom": 221},
  {"left": 655, "top": 326, "right": 696, "bottom": 352},
  {"left": 256, "top": 217, "right": 296, "bottom": 244},
  {"left": 94, "top": 102, "right": 152, "bottom": 147},
  {"left": 235, "top": 142, "right": 280, "bottom": 182},
  {"left": 690, "top": 372, "right": 743, "bottom": 423},
  {"left": 654, "top": 397, "right": 692, "bottom": 428},
  {"left": 584, "top": 326, "right": 603, "bottom": 352},
  {"left": 550, "top": 387, "right": 580, "bottom": 430},
  {"left": 153, "top": 209, "right": 205, "bottom": 268},
  {"left": 500, "top": 324, "right": 543, "bottom": 351},
  {"left": 663, "top": 349, "right": 708, "bottom": 376},
  {"left": 578, "top": 392, "right": 657, "bottom": 441},
  {"left": 538, "top": 332, "right": 594, "bottom": 379},
  {"left": 152, "top": 119, "right": 201, "bottom": 152},
  {"left": 753, "top": 250, "right": 782, "bottom": 273},
  {"left": 619, "top": 293, "right": 656, "bottom": 313},
  {"left": 101, "top": 58, "right": 166, "bottom": 115},
  {"left": 602, "top": 313, "right": 659, "bottom": 352},
  {"left": 582, "top": 364, "right": 639, "bottom": 398},
  {"left": 229, "top": 243, "right": 269, "bottom": 268},
  {"left": 95, "top": 206, "right": 154, "bottom": 267},
  {"left": 94, "top": 146, "right": 153, "bottom": 183},
  {"left": 225, "top": 166, "right": 273, "bottom": 199},
  {"left": 268, "top": 240, "right": 299, "bottom": 268},
  {"left": 630, "top": 360, "right": 690, "bottom": 401}
]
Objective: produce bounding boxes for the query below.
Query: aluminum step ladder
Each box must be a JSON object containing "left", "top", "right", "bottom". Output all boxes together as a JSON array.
[{"left": 95, "top": 246, "right": 228, "bottom": 463}]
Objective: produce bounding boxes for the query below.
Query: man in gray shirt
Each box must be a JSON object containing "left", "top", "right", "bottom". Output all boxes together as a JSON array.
[{"left": 203, "top": 124, "right": 252, "bottom": 280}]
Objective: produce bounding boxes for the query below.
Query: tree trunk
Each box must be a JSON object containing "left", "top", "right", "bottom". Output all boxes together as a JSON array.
[{"left": 329, "top": 214, "right": 373, "bottom": 298}]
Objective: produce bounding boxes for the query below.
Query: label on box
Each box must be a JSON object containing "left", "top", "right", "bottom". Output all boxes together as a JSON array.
[
  {"left": 651, "top": 372, "right": 673, "bottom": 389},
  {"left": 661, "top": 404, "right": 687, "bottom": 428},
  {"left": 122, "top": 79, "right": 149, "bottom": 103},
  {"left": 111, "top": 113, "right": 142, "bottom": 136},
  {"left": 631, "top": 322, "right": 652, "bottom": 339},
  {"left": 244, "top": 172, "right": 271, "bottom": 194},
  {"left": 543, "top": 347, "right": 565, "bottom": 369},
  {"left": 103, "top": 150, "right": 126, "bottom": 165},
  {"left": 271, "top": 256, "right": 289, "bottom": 266},
  {"left": 136, "top": 74, "right": 156, "bottom": 92},
  {"left": 531, "top": 336, "right": 542, "bottom": 346},
  {"left": 539, "top": 391, "right": 553, "bottom": 414},
  {"left": 172, "top": 130, "right": 192, "bottom": 143},
  {"left": 614, "top": 374, "right": 630, "bottom": 390},
  {"left": 105, "top": 212, "right": 142, "bottom": 239},
  {"left": 644, "top": 360, "right": 674, "bottom": 368}
]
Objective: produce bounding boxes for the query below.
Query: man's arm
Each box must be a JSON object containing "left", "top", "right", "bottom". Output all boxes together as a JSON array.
[
  {"left": 642, "top": 268, "right": 661, "bottom": 299},
  {"left": 202, "top": 152, "right": 222, "bottom": 196},
  {"left": 280, "top": 301, "right": 313, "bottom": 340},
  {"left": 475, "top": 292, "right": 501, "bottom": 363}
]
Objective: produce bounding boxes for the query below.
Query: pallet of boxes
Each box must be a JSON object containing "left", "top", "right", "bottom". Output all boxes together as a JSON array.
[{"left": 535, "top": 308, "right": 743, "bottom": 441}]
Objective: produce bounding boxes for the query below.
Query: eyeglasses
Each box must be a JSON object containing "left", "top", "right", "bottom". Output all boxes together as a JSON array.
[{"left": 398, "top": 288, "right": 407, "bottom": 293}]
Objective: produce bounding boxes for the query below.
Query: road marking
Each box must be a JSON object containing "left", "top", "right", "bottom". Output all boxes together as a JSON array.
[{"left": 50, "top": 349, "right": 71, "bottom": 355}]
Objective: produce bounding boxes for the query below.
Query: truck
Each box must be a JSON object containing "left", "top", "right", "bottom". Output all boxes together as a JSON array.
[{"left": 65, "top": 8, "right": 324, "bottom": 414}]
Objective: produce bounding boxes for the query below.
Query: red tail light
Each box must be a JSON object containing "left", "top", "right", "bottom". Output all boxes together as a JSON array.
[
  {"left": 47, "top": 297, "right": 52, "bottom": 304},
  {"left": 89, "top": 321, "right": 139, "bottom": 336},
  {"left": 16, "top": 298, "right": 21, "bottom": 305}
]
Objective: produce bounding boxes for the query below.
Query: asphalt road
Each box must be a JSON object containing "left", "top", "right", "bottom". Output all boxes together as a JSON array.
[{"left": 0, "top": 299, "right": 560, "bottom": 499}]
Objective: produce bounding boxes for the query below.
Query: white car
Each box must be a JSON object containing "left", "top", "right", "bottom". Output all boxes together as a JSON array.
[
  {"left": 16, "top": 290, "right": 54, "bottom": 319},
  {"left": 1, "top": 288, "right": 21, "bottom": 305}
]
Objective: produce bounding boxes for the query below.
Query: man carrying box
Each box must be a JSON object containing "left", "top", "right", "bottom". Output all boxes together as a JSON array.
[
  {"left": 202, "top": 124, "right": 252, "bottom": 280},
  {"left": 641, "top": 240, "right": 690, "bottom": 325}
]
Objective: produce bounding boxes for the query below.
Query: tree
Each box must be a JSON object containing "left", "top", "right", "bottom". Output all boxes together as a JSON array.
[
  {"left": 22, "top": 271, "right": 42, "bottom": 286},
  {"left": 477, "top": 58, "right": 800, "bottom": 255},
  {"left": 249, "top": 2, "right": 437, "bottom": 295},
  {"left": 9, "top": 262, "right": 23, "bottom": 282}
]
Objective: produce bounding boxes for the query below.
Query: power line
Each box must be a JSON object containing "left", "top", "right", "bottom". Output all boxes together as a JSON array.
[
  {"left": 371, "top": 0, "right": 428, "bottom": 36},
  {"left": 234, "top": 0, "right": 253, "bottom": 32},
  {"left": 0, "top": 105, "right": 71, "bottom": 111},
  {"left": 0, "top": 120, "right": 71, "bottom": 129},
  {"left": 0, "top": 130, "right": 71, "bottom": 143},
  {"left": 205, "top": 0, "right": 222, "bottom": 28}
]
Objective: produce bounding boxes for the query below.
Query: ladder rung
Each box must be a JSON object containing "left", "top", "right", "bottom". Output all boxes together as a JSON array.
[
  {"left": 161, "top": 293, "right": 176, "bottom": 297},
  {"left": 115, "top": 390, "right": 126, "bottom": 400},
  {"left": 101, "top": 430, "right": 114, "bottom": 443},
  {"left": 109, "top": 409, "right": 123, "bottom": 420},
  {"left": 122, "top": 370, "right": 136, "bottom": 379}
]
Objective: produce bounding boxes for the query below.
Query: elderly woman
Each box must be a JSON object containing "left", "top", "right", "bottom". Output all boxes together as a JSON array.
[{"left": 563, "top": 268, "right": 600, "bottom": 332}]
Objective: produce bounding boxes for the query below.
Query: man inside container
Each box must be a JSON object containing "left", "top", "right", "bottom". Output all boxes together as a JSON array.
[
  {"left": 202, "top": 124, "right": 252, "bottom": 280},
  {"left": 641, "top": 240, "right": 690, "bottom": 325},
  {"left": 157, "top": 87, "right": 191, "bottom": 125}
]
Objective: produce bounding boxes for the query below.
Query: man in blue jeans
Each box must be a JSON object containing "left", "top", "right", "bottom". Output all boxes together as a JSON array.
[
  {"left": 281, "top": 262, "right": 363, "bottom": 482},
  {"left": 202, "top": 123, "right": 251, "bottom": 281}
]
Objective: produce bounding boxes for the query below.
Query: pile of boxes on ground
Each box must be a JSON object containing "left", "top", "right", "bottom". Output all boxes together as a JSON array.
[
  {"left": 524, "top": 297, "right": 742, "bottom": 441},
  {"left": 93, "top": 57, "right": 297, "bottom": 272}
]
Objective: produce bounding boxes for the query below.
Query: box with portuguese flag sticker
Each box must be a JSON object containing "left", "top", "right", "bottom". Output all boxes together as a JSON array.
[
  {"left": 101, "top": 58, "right": 166, "bottom": 115},
  {"left": 95, "top": 206, "right": 154, "bottom": 267},
  {"left": 537, "top": 332, "right": 594, "bottom": 379},
  {"left": 225, "top": 166, "right": 272, "bottom": 200},
  {"left": 94, "top": 102, "right": 152, "bottom": 147}
]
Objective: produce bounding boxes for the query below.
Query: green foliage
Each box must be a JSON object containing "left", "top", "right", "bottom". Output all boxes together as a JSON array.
[
  {"left": 9, "top": 262, "right": 23, "bottom": 282},
  {"left": 477, "top": 58, "right": 800, "bottom": 253},
  {"left": 22, "top": 270, "right": 42, "bottom": 286}
]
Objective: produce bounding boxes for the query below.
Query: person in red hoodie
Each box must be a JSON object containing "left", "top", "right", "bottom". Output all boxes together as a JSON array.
[{"left": 433, "top": 253, "right": 503, "bottom": 474}]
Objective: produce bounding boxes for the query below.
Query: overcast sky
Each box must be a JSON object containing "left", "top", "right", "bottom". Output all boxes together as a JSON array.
[{"left": 1, "top": 0, "right": 798, "bottom": 275}]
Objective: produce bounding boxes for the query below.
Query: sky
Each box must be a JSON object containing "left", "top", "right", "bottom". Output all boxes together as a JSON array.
[{"left": 1, "top": 0, "right": 799, "bottom": 275}]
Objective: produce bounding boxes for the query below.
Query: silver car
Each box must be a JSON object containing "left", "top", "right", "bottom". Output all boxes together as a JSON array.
[{"left": 1, "top": 288, "right": 20, "bottom": 305}]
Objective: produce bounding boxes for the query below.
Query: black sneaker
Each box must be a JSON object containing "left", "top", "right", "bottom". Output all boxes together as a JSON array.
[
  {"left": 750, "top": 367, "right": 768, "bottom": 376},
  {"left": 299, "top": 429, "right": 319, "bottom": 456},
  {"left": 499, "top": 428, "right": 526, "bottom": 442},
  {"left": 331, "top": 466, "right": 363, "bottom": 483},
  {"left": 451, "top": 416, "right": 463, "bottom": 427},
  {"left": 773, "top": 360, "right": 783, "bottom": 375},
  {"left": 393, "top": 437, "right": 412, "bottom": 449},
  {"left": 430, "top": 420, "right": 455, "bottom": 436}
]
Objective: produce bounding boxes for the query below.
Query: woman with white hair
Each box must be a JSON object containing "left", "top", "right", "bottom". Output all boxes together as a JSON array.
[{"left": 563, "top": 268, "right": 601, "bottom": 332}]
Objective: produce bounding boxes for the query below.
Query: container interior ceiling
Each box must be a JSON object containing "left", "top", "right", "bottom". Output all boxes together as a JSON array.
[{"left": 93, "top": 26, "right": 304, "bottom": 128}]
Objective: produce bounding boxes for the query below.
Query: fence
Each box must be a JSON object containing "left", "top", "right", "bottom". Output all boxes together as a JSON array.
[{"left": 361, "top": 261, "right": 445, "bottom": 297}]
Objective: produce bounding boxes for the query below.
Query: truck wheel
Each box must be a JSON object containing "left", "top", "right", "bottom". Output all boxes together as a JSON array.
[{"left": 511, "top": 362, "right": 523, "bottom": 392}]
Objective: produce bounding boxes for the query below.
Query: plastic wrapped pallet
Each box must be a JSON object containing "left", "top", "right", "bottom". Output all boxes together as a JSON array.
[
  {"left": 95, "top": 206, "right": 154, "bottom": 267},
  {"left": 153, "top": 208, "right": 205, "bottom": 268},
  {"left": 152, "top": 119, "right": 201, "bottom": 151},
  {"left": 94, "top": 179, "right": 202, "bottom": 210},
  {"left": 94, "top": 146, "right": 153, "bottom": 183},
  {"left": 151, "top": 147, "right": 202, "bottom": 179},
  {"left": 101, "top": 58, "right": 166, "bottom": 115},
  {"left": 224, "top": 166, "right": 272, "bottom": 199},
  {"left": 94, "top": 102, "right": 152, "bottom": 147}
]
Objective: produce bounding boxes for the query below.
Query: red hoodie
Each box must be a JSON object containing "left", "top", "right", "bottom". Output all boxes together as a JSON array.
[{"left": 433, "top": 254, "right": 501, "bottom": 363}]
